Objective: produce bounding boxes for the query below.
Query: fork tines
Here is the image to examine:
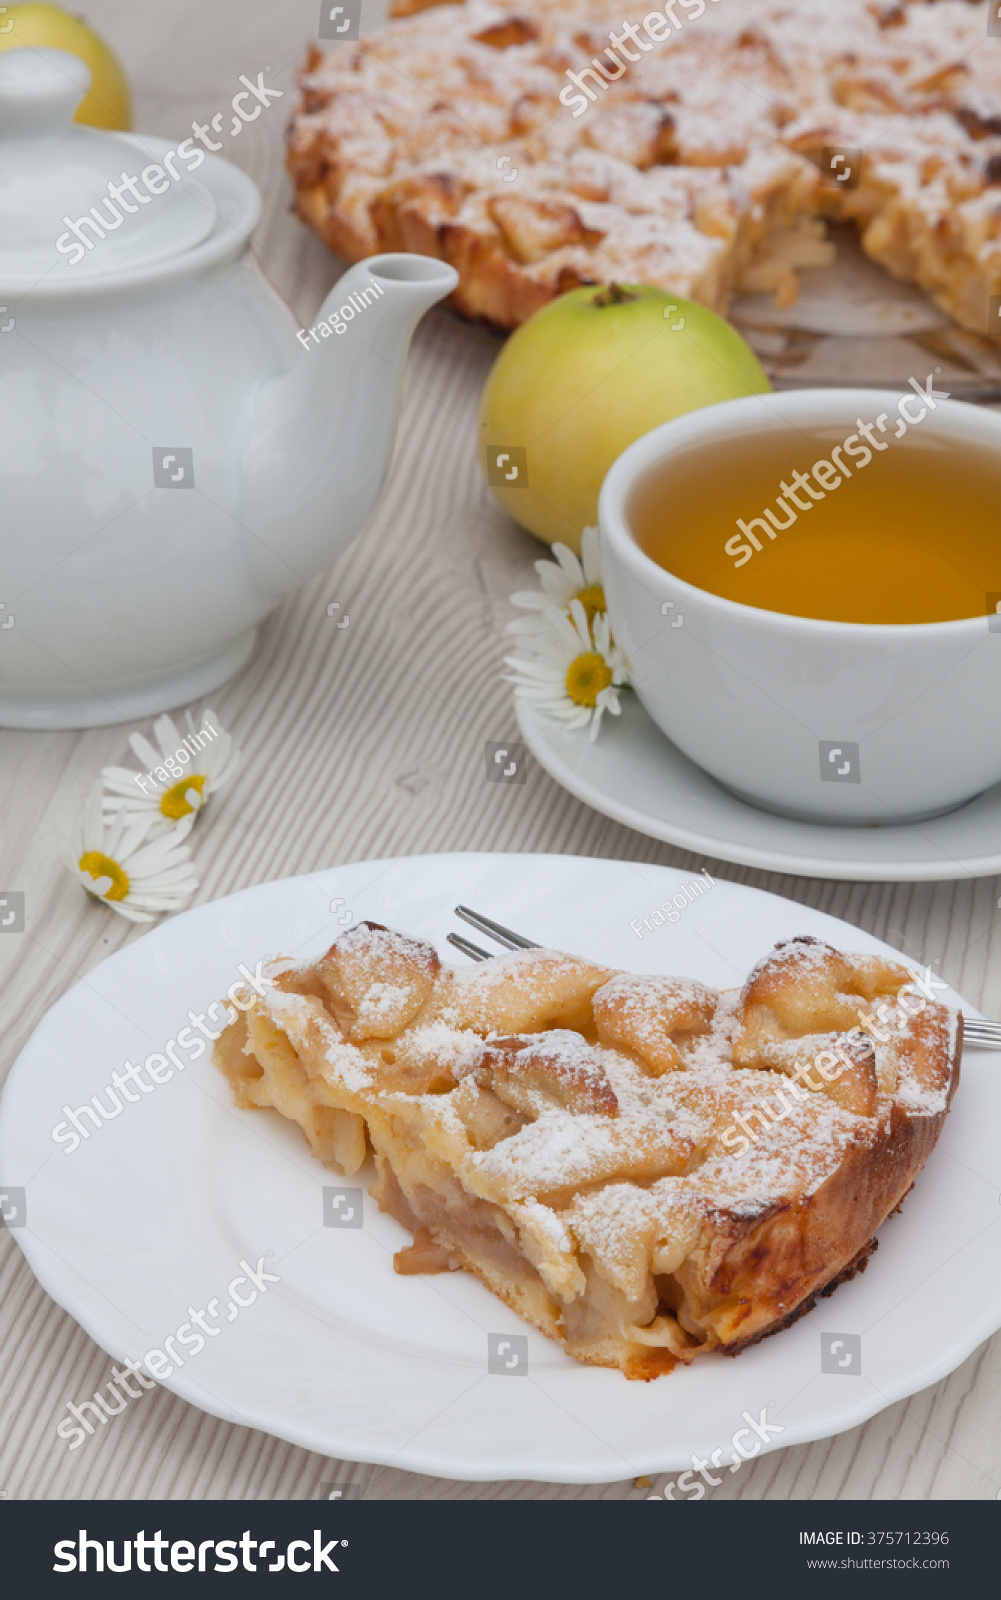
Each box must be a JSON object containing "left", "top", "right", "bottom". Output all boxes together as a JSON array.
[
  {"left": 961, "top": 1017, "right": 1001, "bottom": 1048},
  {"left": 447, "top": 906, "right": 540, "bottom": 962}
]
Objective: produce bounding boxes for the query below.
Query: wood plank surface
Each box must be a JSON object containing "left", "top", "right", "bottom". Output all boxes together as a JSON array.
[{"left": 1, "top": 0, "right": 999, "bottom": 1502}]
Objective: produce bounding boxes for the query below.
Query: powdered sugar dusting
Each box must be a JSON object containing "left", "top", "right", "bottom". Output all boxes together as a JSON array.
[
  {"left": 356, "top": 980, "right": 409, "bottom": 1028},
  {"left": 260, "top": 983, "right": 374, "bottom": 1092},
  {"left": 400, "top": 1021, "right": 485, "bottom": 1076},
  {"left": 289, "top": 0, "right": 1001, "bottom": 340},
  {"left": 223, "top": 928, "right": 960, "bottom": 1349}
]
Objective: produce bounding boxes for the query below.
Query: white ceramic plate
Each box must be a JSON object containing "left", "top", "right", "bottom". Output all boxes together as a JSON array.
[
  {"left": 1, "top": 854, "right": 998, "bottom": 1484},
  {"left": 518, "top": 696, "right": 1001, "bottom": 884}
]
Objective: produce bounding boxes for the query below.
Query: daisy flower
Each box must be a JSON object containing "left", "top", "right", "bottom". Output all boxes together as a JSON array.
[
  {"left": 71, "top": 781, "right": 200, "bottom": 923},
  {"left": 505, "top": 598, "right": 629, "bottom": 741},
  {"left": 102, "top": 707, "right": 239, "bottom": 834},
  {"left": 508, "top": 526, "right": 606, "bottom": 638}
]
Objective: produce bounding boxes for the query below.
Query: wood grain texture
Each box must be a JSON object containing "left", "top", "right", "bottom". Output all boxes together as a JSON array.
[{"left": 1, "top": 0, "right": 999, "bottom": 1503}]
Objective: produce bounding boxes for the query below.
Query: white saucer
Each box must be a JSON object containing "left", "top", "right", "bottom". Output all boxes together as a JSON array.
[{"left": 517, "top": 695, "right": 1001, "bottom": 883}]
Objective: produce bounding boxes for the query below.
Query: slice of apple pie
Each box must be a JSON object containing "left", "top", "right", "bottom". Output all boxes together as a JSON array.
[{"left": 214, "top": 923, "right": 960, "bottom": 1378}]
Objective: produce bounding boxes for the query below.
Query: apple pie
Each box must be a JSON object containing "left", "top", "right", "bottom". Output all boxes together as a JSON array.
[
  {"left": 287, "top": 0, "right": 1001, "bottom": 332},
  {"left": 214, "top": 923, "right": 961, "bottom": 1378}
]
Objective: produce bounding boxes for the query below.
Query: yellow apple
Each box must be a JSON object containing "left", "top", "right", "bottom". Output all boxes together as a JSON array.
[
  {"left": 0, "top": 4, "right": 132, "bottom": 128},
  {"left": 478, "top": 284, "right": 770, "bottom": 553}
]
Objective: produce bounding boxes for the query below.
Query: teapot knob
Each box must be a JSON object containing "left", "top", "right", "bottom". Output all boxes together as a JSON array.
[{"left": 0, "top": 47, "right": 90, "bottom": 141}]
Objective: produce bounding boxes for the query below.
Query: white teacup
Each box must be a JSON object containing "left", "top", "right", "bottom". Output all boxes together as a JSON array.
[{"left": 599, "top": 388, "right": 1001, "bottom": 826}]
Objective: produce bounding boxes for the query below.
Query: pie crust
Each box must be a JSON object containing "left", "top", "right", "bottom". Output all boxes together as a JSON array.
[
  {"left": 286, "top": 0, "right": 1001, "bottom": 332},
  {"left": 214, "top": 923, "right": 961, "bottom": 1378}
]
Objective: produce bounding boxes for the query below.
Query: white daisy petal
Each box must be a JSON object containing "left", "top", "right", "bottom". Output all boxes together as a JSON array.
[
  {"left": 69, "top": 773, "right": 199, "bottom": 922},
  {"left": 153, "top": 712, "right": 183, "bottom": 748},
  {"left": 102, "top": 763, "right": 147, "bottom": 789},
  {"left": 119, "top": 812, "right": 157, "bottom": 854},
  {"left": 544, "top": 606, "right": 585, "bottom": 653},
  {"left": 101, "top": 708, "right": 239, "bottom": 838},
  {"left": 567, "top": 599, "right": 594, "bottom": 652},
  {"left": 506, "top": 617, "right": 551, "bottom": 640},
  {"left": 506, "top": 525, "right": 630, "bottom": 744},
  {"left": 536, "top": 569, "right": 575, "bottom": 606},
  {"left": 551, "top": 544, "right": 585, "bottom": 587},
  {"left": 82, "top": 778, "right": 107, "bottom": 849},
  {"left": 81, "top": 873, "right": 114, "bottom": 897},
  {"left": 128, "top": 732, "right": 163, "bottom": 772}
]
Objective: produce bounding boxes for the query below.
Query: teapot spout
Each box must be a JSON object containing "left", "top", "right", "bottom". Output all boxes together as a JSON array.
[{"left": 241, "top": 253, "right": 458, "bottom": 593}]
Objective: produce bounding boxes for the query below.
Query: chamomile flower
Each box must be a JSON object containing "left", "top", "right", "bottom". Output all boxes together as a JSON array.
[
  {"left": 508, "top": 526, "right": 606, "bottom": 638},
  {"left": 71, "top": 781, "right": 199, "bottom": 922},
  {"left": 505, "top": 598, "right": 628, "bottom": 741},
  {"left": 102, "top": 707, "right": 239, "bottom": 834}
]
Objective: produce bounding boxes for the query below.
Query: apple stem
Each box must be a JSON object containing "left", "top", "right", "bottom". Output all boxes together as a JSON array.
[{"left": 592, "top": 283, "right": 639, "bottom": 307}]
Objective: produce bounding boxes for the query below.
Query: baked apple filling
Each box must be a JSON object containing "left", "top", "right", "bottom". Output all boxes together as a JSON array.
[{"left": 214, "top": 922, "right": 960, "bottom": 1378}]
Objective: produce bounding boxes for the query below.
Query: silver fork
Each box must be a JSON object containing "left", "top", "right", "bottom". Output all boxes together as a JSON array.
[
  {"left": 446, "top": 906, "right": 540, "bottom": 963},
  {"left": 958, "top": 1017, "right": 1001, "bottom": 1050},
  {"left": 446, "top": 907, "right": 1001, "bottom": 1051}
]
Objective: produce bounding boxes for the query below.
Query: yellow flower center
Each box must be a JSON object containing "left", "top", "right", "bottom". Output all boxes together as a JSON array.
[
  {"left": 565, "top": 652, "right": 613, "bottom": 708},
  {"left": 575, "top": 584, "right": 606, "bottom": 627},
  {"left": 160, "top": 773, "right": 206, "bottom": 820},
  {"left": 78, "top": 851, "right": 130, "bottom": 902}
]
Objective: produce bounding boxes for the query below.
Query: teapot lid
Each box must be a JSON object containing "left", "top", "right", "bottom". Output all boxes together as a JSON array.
[{"left": 0, "top": 48, "right": 216, "bottom": 284}]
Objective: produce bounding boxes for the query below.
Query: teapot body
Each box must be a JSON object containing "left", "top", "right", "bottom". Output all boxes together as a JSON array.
[
  {"left": 0, "top": 52, "right": 459, "bottom": 730},
  {"left": 1, "top": 247, "right": 294, "bottom": 728},
  {"left": 0, "top": 235, "right": 460, "bottom": 729}
]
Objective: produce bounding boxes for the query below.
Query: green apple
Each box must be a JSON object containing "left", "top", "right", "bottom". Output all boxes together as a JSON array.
[
  {"left": 478, "top": 284, "right": 770, "bottom": 553},
  {"left": 0, "top": 4, "right": 132, "bottom": 128}
]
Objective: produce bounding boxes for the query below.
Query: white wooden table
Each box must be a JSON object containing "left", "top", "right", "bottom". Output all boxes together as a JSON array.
[{"left": 2, "top": 0, "right": 999, "bottom": 1502}]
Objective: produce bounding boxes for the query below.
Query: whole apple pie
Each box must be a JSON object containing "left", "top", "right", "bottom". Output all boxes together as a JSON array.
[
  {"left": 287, "top": 0, "right": 1001, "bottom": 332},
  {"left": 214, "top": 922, "right": 960, "bottom": 1378}
]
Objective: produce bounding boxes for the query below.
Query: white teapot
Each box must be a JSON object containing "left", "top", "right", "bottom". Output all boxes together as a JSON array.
[{"left": 0, "top": 48, "right": 458, "bottom": 729}]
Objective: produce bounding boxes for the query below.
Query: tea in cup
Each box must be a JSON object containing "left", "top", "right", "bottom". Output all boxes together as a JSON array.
[{"left": 599, "top": 388, "right": 1001, "bottom": 825}]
